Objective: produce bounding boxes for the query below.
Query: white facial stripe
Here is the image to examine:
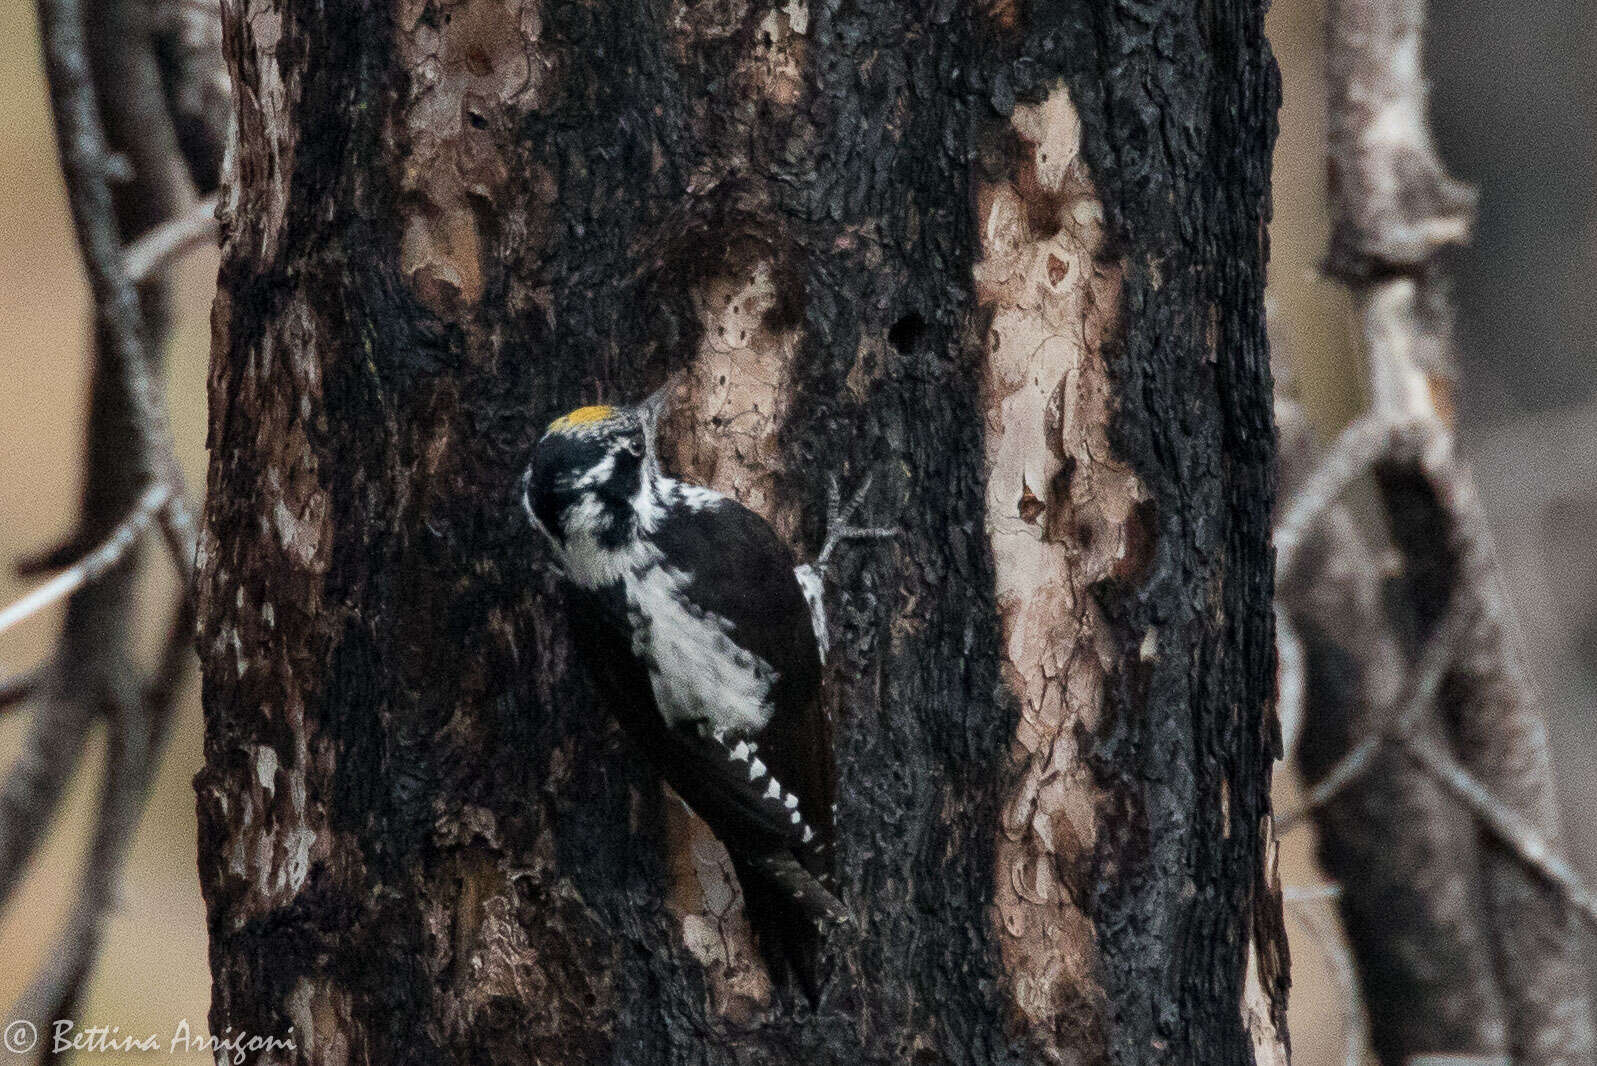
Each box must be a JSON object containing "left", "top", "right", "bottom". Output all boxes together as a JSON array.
[
  {"left": 574, "top": 451, "right": 617, "bottom": 489},
  {"left": 633, "top": 477, "right": 664, "bottom": 534}
]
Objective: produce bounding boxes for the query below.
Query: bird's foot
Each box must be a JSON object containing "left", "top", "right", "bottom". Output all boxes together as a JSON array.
[
  {"left": 814, "top": 472, "right": 895, "bottom": 571},
  {"left": 796, "top": 472, "right": 896, "bottom": 665}
]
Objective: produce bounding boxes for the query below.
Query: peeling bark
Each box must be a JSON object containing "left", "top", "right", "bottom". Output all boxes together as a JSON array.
[
  {"left": 198, "top": 0, "right": 1282, "bottom": 1062},
  {"left": 976, "top": 83, "right": 1131, "bottom": 1054}
]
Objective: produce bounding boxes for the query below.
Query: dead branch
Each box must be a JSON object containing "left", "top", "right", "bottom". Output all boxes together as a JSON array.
[
  {"left": 1404, "top": 734, "right": 1597, "bottom": 929},
  {"left": 1378, "top": 441, "right": 1597, "bottom": 1060},
  {"left": 124, "top": 194, "right": 220, "bottom": 283},
  {"left": 1282, "top": 883, "right": 1344, "bottom": 904},
  {"left": 0, "top": 0, "right": 187, "bottom": 915},
  {"left": 0, "top": 483, "right": 171, "bottom": 638},
  {"left": 1281, "top": 496, "right": 1510, "bottom": 1063},
  {"left": 149, "top": 0, "right": 227, "bottom": 194},
  {"left": 1279, "top": 598, "right": 1476, "bottom": 830},
  {"left": 8, "top": 692, "right": 162, "bottom": 1048},
  {"left": 1325, "top": 0, "right": 1475, "bottom": 285},
  {"left": 1275, "top": 606, "right": 1306, "bottom": 759},
  {"left": 36, "top": 0, "right": 197, "bottom": 568},
  {"left": 1275, "top": 413, "right": 1420, "bottom": 580}
]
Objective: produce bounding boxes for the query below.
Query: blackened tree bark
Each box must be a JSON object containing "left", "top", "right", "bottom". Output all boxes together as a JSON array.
[{"left": 196, "top": 0, "right": 1283, "bottom": 1063}]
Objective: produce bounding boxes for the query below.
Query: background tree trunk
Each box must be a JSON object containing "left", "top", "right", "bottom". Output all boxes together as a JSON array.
[{"left": 195, "top": 0, "right": 1283, "bottom": 1062}]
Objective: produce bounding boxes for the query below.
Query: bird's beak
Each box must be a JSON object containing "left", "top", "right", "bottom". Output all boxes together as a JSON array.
[
  {"left": 636, "top": 380, "right": 675, "bottom": 466},
  {"left": 638, "top": 381, "right": 671, "bottom": 426}
]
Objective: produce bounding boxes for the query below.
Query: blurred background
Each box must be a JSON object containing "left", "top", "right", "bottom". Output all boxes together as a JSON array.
[
  {"left": 0, "top": 0, "right": 1592, "bottom": 1061},
  {"left": 1271, "top": 0, "right": 1597, "bottom": 1059},
  {"left": 0, "top": 1, "right": 214, "bottom": 1059}
]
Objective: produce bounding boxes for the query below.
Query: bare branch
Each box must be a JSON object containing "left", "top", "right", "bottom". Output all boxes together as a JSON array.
[
  {"left": 1281, "top": 882, "right": 1343, "bottom": 903},
  {"left": 1404, "top": 734, "right": 1597, "bottom": 930},
  {"left": 1281, "top": 498, "right": 1511, "bottom": 1058},
  {"left": 1278, "top": 601, "right": 1476, "bottom": 831},
  {"left": 0, "top": 695, "right": 96, "bottom": 920},
  {"left": 123, "top": 194, "right": 219, "bottom": 283},
  {"left": 8, "top": 689, "right": 170, "bottom": 1052},
  {"left": 0, "top": 0, "right": 219, "bottom": 1030},
  {"left": 1325, "top": 0, "right": 1476, "bottom": 282},
  {"left": 1307, "top": 0, "right": 1595, "bottom": 1056},
  {"left": 0, "top": 484, "right": 171, "bottom": 639},
  {"left": 1275, "top": 606, "right": 1306, "bottom": 760},
  {"left": 1, "top": 606, "right": 193, "bottom": 1047},
  {"left": 1275, "top": 414, "right": 1421, "bottom": 579},
  {"left": 0, "top": 673, "right": 37, "bottom": 715},
  {"left": 150, "top": 0, "right": 228, "bottom": 194},
  {"left": 1378, "top": 444, "right": 1597, "bottom": 1058},
  {"left": 35, "top": 0, "right": 197, "bottom": 570}
]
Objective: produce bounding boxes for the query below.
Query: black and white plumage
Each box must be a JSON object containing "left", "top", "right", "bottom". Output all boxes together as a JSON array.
[{"left": 520, "top": 397, "right": 877, "bottom": 1000}]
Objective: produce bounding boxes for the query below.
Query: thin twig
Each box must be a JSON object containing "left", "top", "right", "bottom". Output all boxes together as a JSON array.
[
  {"left": 0, "top": 673, "right": 38, "bottom": 715},
  {"left": 123, "top": 193, "right": 219, "bottom": 282},
  {"left": 1274, "top": 413, "right": 1429, "bottom": 580},
  {"left": 1282, "top": 882, "right": 1343, "bottom": 903},
  {"left": 1307, "top": 0, "right": 1593, "bottom": 1054},
  {"left": 0, "top": 0, "right": 214, "bottom": 1035},
  {"left": 0, "top": 484, "right": 171, "bottom": 639},
  {"left": 8, "top": 691, "right": 160, "bottom": 1054},
  {"left": 3, "top": 607, "right": 192, "bottom": 1054},
  {"left": 1275, "top": 606, "right": 1306, "bottom": 760},
  {"left": 1278, "top": 489, "right": 1512, "bottom": 1057},
  {"left": 1279, "top": 601, "right": 1477, "bottom": 831},
  {"left": 1383, "top": 436, "right": 1597, "bottom": 1054},
  {"left": 1404, "top": 733, "right": 1597, "bottom": 931}
]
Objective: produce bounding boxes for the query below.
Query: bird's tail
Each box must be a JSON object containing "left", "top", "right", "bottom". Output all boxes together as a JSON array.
[{"left": 735, "top": 853, "right": 849, "bottom": 1006}]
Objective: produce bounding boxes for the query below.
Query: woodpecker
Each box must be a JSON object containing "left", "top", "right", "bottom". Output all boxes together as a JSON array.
[{"left": 519, "top": 392, "right": 888, "bottom": 1002}]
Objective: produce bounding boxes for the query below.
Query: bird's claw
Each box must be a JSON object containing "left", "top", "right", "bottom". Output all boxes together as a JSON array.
[{"left": 816, "top": 472, "right": 897, "bottom": 569}]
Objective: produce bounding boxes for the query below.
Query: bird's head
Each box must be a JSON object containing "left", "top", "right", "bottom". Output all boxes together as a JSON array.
[{"left": 520, "top": 395, "right": 664, "bottom": 547}]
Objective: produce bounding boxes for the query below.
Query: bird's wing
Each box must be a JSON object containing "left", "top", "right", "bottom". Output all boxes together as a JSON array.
[
  {"left": 568, "top": 580, "right": 827, "bottom": 863},
  {"left": 652, "top": 725, "right": 826, "bottom": 859},
  {"left": 651, "top": 497, "right": 835, "bottom": 875},
  {"left": 650, "top": 496, "right": 822, "bottom": 709}
]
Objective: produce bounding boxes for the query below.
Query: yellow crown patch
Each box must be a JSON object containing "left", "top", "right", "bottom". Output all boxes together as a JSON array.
[{"left": 547, "top": 405, "right": 616, "bottom": 433}]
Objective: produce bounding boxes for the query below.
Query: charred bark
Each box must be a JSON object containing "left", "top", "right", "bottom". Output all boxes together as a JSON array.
[{"left": 196, "top": 0, "right": 1282, "bottom": 1063}]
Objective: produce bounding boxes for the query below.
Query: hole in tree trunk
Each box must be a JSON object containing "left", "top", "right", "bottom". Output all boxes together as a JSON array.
[{"left": 888, "top": 313, "right": 926, "bottom": 354}]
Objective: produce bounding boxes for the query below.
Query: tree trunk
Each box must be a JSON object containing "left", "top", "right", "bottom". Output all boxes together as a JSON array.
[{"left": 195, "top": 1, "right": 1284, "bottom": 1063}]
